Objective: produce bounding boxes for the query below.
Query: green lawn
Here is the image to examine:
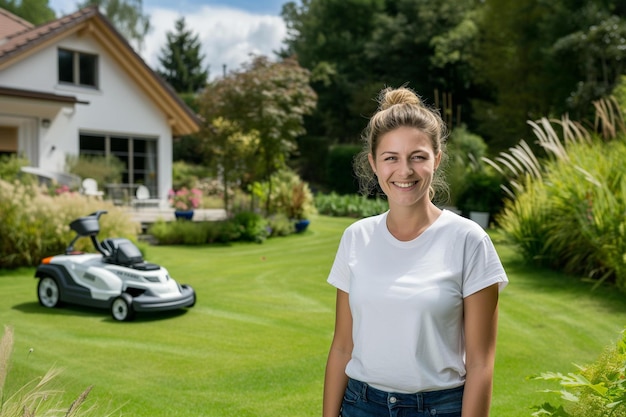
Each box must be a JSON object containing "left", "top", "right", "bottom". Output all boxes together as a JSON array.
[{"left": 1, "top": 215, "right": 626, "bottom": 416}]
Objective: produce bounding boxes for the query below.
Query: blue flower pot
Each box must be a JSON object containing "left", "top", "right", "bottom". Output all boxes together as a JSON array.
[
  {"left": 174, "top": 210, "right": 194, "bottom": 221},
  {"left": 294, "top": 219, "right": 310, "bottom": 233}
]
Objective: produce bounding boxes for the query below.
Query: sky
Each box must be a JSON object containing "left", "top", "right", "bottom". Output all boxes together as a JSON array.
[{"left": 47, "top": 0, "right": 295, "bottom": 79}]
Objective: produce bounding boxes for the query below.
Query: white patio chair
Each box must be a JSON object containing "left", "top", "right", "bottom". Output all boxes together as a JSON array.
[
  {"left": 82, "top": 178, "right": 104, "bottom": 198},
  {"left": 132, "top": 185, "right": 160, "bottom": 210}
]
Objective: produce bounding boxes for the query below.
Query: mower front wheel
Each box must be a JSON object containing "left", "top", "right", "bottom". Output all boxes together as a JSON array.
[
  {"left": 38, "top": 276, "right": 61, "bottom": 308},
  {"left": 111, "top": 294, "right": 135, "bottom": 321}
]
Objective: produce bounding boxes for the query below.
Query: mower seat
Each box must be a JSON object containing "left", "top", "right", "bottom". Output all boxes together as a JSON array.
[{"left": 101, "top": 238, "right": 159, "bottom": 270}]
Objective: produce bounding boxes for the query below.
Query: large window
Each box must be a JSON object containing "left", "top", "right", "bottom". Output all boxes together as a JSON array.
[
  {"left": 80, "top": 133, "right": 158, "bottom": 196},
  {"left": 58, "top": 48, "right": 98, "bottom": 88}
]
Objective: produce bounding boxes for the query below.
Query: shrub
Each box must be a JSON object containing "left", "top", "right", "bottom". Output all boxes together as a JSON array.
[
  {"left": 0, "top": 180, "right": 140, "bottom": 268},
  {"left": 0, "top": 154, "right": 30, "bottom": 182},
  {"left": 496, "top": 177, "right": 552, "bottom": 265},
  {"left": 315, "top": 193, "right": 388, "bottom": 218},
  {"left": 65, "top": 155, "right": 124, "bottom": 186},
  {"left": 446, "top": 125, "right": 489, "bottom": 207},
  {"left": 232, "top": 211, "right": 269, "bottom": 243},
  {"left": 455, "top": 166, "right": 504, "bottom": 216},
  {"left": 489, "top": 103, "right": 626, "bottom": 291},
  {"left": 531, "top": 328, "right": 626, "bottom": 417},
  {"left": 251, "top": 168, "right": 316, "bottom": 220},
  {"left": 326, "top": 144, "right": 361, "bottom": 194},
  {"left": 498, "top": 139, "right": 626, "bottom": 289},
  {"left": 149, "top": 220, "right": 203, "bottom": 245},
  {"left": 148, "top": 219, "right": 242, "bottom": 245},
  {"left": 171, "top": 161, "right": 211, "bottom": 190},
  {"left": 266, "top": 213, "right": 295, "bottom": 237}
]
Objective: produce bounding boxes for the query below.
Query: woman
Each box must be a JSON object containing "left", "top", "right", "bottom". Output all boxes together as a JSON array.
[{"left": 323, "top": 86, "right": 508, "bottom": 417}]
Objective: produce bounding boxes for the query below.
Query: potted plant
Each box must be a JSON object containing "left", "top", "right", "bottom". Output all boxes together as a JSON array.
[
  {"left": 456, "top": 168, "right": 503, "bottom": 228},
  {"left": 168, "top": 187, "right": 202, "bottom": 220},
  {"left": 251, "top": 168, "right": 317, "bottom": 233}
]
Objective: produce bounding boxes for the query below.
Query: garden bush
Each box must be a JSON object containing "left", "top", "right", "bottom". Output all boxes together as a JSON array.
[
  {"left": 531, "top": 328, "right": 626, "bottom": 417},
  {"left": 65, "top": 155, "right": 125, "bottom": 187},
  {"left": 251, "top": 168, "right": 316, "bottom": 220},
  {"left": 148, "top": 211, "right": 270, "bottom": 245},
  {"left": 172, "top": 160, "right": 203, "bottom": 190},
  {"left": 149, "top": 218, "right": 242, "bottom": 245},
  {"left": 232, "top": 211, "right": 269, "bottom": 243},
  {"left": 315, "top": 192, "right": 388, "bottom": 218},
  {"left": 0, "top": 154, "right": 31, "bottom": 182},
  {"left": 266, "top": 213, "right": 296, "bottom": 237},
  {"left": 326, "top": 144, "right": 361, "bottom": 194},
  {"left": 0, "top": 180, "right": 140, "bottom": 268},
  {"left": 498, "top": 136, "right": 626, "bottom": 290},
  {"left": 446, "top": 125, "right": 488, "bottom": 207}
]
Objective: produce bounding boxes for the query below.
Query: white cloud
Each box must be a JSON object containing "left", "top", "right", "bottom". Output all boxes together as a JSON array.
[{"left": 142, "top": 5, "right": 287, "bottom": 79}]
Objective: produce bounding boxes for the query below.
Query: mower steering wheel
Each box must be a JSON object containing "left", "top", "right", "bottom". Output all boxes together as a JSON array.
[{"left": 89, "top": 210, "right": 108, "bottom": 219}]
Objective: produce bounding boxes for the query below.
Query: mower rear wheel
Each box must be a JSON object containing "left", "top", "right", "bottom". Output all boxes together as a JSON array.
[
  {"left": 111, "top": 294, "right": 135, "bottom": 321},
  {"left": 38, "top": 276, "right": 61, "bottom": 308}
]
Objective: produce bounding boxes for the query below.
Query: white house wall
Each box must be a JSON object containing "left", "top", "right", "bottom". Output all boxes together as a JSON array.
[{"left": 0, "top": 32, "right": 173, "bottom": 201}]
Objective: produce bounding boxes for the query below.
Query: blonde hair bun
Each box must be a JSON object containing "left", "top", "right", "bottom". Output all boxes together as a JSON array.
[{"left": 378, "top": 86, "right": 422, "bottom": 110}]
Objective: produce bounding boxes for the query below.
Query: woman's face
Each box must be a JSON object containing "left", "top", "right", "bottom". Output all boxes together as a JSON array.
[{"left": 368, "top": 126, "right": 441, "bottom": 209}]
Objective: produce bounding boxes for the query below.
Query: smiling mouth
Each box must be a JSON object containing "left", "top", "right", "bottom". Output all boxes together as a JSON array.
[{"left": 393, "top": 181, "right": 417, "bottom": 188}]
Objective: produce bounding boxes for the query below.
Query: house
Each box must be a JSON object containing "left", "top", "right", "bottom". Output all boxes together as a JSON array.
[{"left": 0, "top": 6, "right": 200, "bottom": 206}]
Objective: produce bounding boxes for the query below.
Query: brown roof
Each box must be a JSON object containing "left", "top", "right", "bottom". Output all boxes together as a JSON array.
[
  {"left": 0, "top": 6, "right": 200, "bottom": 136},
  {"left": 0, "top": 7, "right": 98, "bottom": 64},
  {"left": 0, "top": 8, "right": 33, "bottom": 38}
]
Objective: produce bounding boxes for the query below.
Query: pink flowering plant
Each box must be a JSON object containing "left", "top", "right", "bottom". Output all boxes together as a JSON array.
[{"left": 168, "top": 187, "right": 202, "bottom": 211}]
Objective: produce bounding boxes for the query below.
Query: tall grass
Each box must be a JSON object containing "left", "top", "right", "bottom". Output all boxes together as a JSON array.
[
  {"left": 0, "top": 180, "right": 140, "bottom": 268},
  {"left": 488, "top": 97, "right": 626, "bottom": 289},
  {"left": 0, "top": 326, "right": 113, "bottom": 417}
]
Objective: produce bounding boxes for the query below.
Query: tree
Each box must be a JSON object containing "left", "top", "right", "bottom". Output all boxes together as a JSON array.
[
  {"left": 0, "top": 0, "right": 55, "bottom": 24},
  {"left": 281, "top": 0, "right": 385, "bottom": 143},
  {"left": 472, "top": 0, "right": 626, "bottom": 150},
  {"left": 203, "top": 118, "right": 259, "bottom": 212},
  {"left": 197, "top": 55, "right": 317, "bottom": 210},
  {"left": 553, "top": 10, "right": 626, "bottom": 113},
  {"left": 281, "top": 0, "right": 482, "bottom": 145},
  {"left": 157, "top": 17, "right": 208, "bottom": 94},
  {"left": 78, "top": 0, "right": 150, "bottom": 50},
  {"left": 364, "top": 0, "right": 481, "bottom": 128}
]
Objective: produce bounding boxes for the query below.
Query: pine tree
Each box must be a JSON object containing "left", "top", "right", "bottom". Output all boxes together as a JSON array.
[
  {"left": 78, "top": 0, "right": 151, "bottom": 51},
  {"left": 157, "top": 17, "right": 208, "bottom": 94}
]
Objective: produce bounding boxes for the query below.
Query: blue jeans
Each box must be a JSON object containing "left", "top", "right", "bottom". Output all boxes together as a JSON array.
[{"left": 341, "top": 378, "right": 463, "bottom": 417}]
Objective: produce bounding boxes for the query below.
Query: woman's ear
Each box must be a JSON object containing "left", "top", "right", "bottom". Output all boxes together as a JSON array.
[
  {"left": 368, "top": 153, "right": 376, "bottom": 174},
  {"left": 434, "top": 150, "right": 442, "bottom": 170}
]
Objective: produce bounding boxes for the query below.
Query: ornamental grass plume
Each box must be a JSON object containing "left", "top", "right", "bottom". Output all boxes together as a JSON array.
[
  {"left": 168, "top": 187, "right": 202, "bottom": 211},
  {"left": 0, "top": 326, "right": 120, "bottom": 417},
  {"left": 0, "top": 179, "right": 140, "bottom": 268}
]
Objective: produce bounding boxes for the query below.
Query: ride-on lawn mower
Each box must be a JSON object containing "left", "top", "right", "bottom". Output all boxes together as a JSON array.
[{"left": 35, "top": 211, "right": 196, "bottom": 321}]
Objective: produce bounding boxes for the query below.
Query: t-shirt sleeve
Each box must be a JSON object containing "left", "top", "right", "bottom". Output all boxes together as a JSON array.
[
  {"left": 462, "top": 234, "right": 508, "bottom": 297},
  {"left": 327, "top": 231, "right": 351, "bottom": 293}
]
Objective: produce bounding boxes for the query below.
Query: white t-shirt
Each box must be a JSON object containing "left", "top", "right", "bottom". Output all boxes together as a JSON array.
[{"left": 327, "top": 209, "right": 508, "bottom": 393}]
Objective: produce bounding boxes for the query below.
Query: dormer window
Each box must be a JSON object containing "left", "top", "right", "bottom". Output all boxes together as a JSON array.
[{"left": 58, "top": 48, "right": 98, "bottom": 88}]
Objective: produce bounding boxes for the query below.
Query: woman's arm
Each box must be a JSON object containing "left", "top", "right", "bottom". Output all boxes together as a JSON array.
[
  {"left": 462, "top": 283, "right": 500, "bottom": 417},
  {"left": 323, "top": 289, "right": 353, "bottom": 417}
]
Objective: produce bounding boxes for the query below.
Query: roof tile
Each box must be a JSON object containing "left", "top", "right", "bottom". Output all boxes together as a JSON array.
[
  {"left": 0, "top": 8, "right": 33, "bottom": 39},
  {"left": 0, "top": 7, "right": 97, "bottom": 62}
]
